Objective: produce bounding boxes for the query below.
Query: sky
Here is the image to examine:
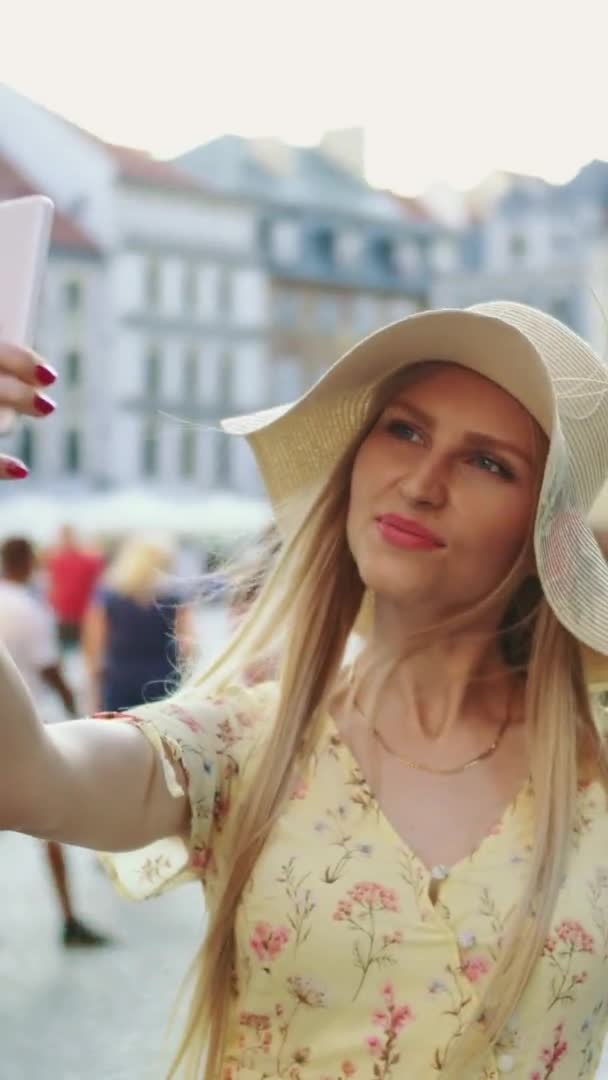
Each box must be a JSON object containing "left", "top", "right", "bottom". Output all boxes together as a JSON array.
[{"left": 3, "top": 0, "right": 608, "bottom": 196}]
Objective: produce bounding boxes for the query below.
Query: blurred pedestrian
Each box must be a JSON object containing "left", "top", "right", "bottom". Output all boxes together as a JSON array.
[
  {"left": 0, "top": 537, "right": 110, "bottom": 947},
  {"left": 82, "top": 534, "right": 197, "bottom": 712},
  {"left": 45, "top": 525, "right": 104, "bottom": 650}
]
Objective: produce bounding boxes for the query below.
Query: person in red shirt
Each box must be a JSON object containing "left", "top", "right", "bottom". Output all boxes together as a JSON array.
[{"left": 45, "top": 525, "right": 104, "bottom": 649}]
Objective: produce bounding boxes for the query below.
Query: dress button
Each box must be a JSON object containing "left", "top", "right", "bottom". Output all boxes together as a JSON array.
[
  {"left": 497, "top": 1054, "right": 514, "bottom": 1073},
  {"left": 457, "top": 930, "right": 476, "bottom": 949},
  {"left": 430, "top": 864, "right": 449, "bottom": 881}
]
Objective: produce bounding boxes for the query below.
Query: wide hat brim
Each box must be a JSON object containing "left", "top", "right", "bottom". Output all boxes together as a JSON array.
[
  {"left": 222, "top": 303, "right": 608, "bottom": 663},
  {"left": 223, "top": 309, "right": 554, "bottom": 502}
]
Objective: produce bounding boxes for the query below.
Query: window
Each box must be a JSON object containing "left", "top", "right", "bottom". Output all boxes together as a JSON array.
[
  {"left": 19, "top": 425, "right": 35, "bottom": 469},
  {"left": 271, "top": 220, "right": 300, "bottom": 262},
  {"left": 145, "top": 257, "right": 162, "bottom": 308},
  {"left": 179, "top": 428, "right": 197, "bottom": 479},
  {"left": 217, "top": 269, "right": 232, "bottom": 318},
  {"left": 336, "top": 231, "right": 361, "bottom": 266},
  {"left": 141, "top": 418, "right": 159, "bottom": 477},
  {"left": 145, "top": 347, "right": 161, "bottom": 398},
  {"left": 218, "top": 351, "right": 233, "bottom": 409},
  {"left": 65, "top": 280, "right": 82, "bottom": 311},
  {"left": 510, "top": 233, "right": 527, "bottom": 258},
  {"left": 65, "top": 430, "right": 81, "bottom": 473},
  {"left": 215, "top": 430, "right": 231, "bottom": 487},
  {"left": 183, "top": 348, "right": 199, "bottom": 399},
  {"left": 312, "top": 227, "right": 335, "bottom": 265},
  {"left": 65, "top": 350, "right": 82, "bottom": 387},
  {"left": 274, "top": 357, "right": 303, "bottom": 401},
  {"left": 371, "top": 236, "right": 395, "bottom": 273},
  {"left": 182, "top": 264, "right": 198, "bottom": 313}
]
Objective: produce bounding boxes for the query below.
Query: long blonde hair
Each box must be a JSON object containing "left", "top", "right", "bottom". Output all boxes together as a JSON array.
[{"left": 167, "top": 367, "right": 608, "bottom": 1078}]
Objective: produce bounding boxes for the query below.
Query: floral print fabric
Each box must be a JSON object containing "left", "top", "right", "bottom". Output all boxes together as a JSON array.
[{"left": 101, "top": 684, "right": 608, "bottom": 1078}]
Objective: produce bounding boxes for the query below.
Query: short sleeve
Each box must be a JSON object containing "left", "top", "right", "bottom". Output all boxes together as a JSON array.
[{"left": 98, "top": 681, "right": 277, "bottom": 901}]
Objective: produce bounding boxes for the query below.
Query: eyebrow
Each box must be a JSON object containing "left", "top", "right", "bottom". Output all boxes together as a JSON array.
[{"left": 387, "top": 398, "right": 535, "bottom": 468}]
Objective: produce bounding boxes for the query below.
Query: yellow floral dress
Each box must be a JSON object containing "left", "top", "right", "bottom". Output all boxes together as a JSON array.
[{"left": 101, "top": 683, "right": 608, "bottom": 1079}]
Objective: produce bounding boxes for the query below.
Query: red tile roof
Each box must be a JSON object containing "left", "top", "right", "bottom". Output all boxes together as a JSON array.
[
  {"left": 0, "top": 155, "right": 100, "bottom": 255},
  {"left": 103, "top": 142, "right": 205, "bottom": 193}
]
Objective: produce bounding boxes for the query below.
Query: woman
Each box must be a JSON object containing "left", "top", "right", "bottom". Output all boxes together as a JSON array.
[
  {"left": 82, "top": 534, "right": 197, "bottom": 711},
  {"left": 2, "top": 303, "right": 608, "bottom": 1079}
]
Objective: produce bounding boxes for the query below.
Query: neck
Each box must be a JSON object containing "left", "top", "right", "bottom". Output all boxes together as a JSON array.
[{"left": 359, "top": 608, "right": 516, "bottom": 741}]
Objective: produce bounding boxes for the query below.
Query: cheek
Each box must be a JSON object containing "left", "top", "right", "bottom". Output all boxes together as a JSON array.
[{"left": 465, "top": 487, "right": 535, "bottom": 570}]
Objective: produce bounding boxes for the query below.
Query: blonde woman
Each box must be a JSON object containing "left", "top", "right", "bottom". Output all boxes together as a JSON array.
[
  {"left": 82, "top": 534, "right": 197, "bottom": 712},
  {"left": 2, "top": 304, "right": 608, "bottom": 1079}
]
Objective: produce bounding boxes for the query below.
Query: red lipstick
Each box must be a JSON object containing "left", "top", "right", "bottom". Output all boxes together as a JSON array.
[{"left": 376, "top": 514, "right": 445, "bottom": 551}]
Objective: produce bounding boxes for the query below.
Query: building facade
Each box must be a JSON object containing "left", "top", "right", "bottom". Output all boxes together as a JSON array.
[
  {"left": 0, "top": 84, "right": 271, "bottom": 496},
  {"left": 432, "top": 165, "right": 608, "bottom": 355},
  {"left": 175, "top": 133, "right": 448, "bottom": 404}
]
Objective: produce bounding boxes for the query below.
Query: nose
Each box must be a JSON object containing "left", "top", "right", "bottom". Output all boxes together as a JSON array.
[{"left": 397, "top": 453, "right": 447, "bottom": 510}]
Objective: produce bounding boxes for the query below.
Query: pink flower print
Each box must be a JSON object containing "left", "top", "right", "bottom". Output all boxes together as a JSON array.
[
  {"left": 190, "top": 845, "right": 213, "bottom": 872},
  {"left": 556, "top": 919, "right": 594, "bottom": 952},
  {"left": 174, "top": 707, "right": 203, "bottom": 734},
  {"left": 290, "top": 777, "right": 308, "bottom": 800},
  {"left": 545, "top": 920, "right": 595, "bottom": 1008},
  {"left": 333, "top": 884, "right": 403, "bottom": 999},
  {"left": 535, "top": 1021, "right": 568, "bottom": 1077},
  {"left": 365, "top": 982, "right": 414, "bottom": 1077},
  {"left": 239, "top": 1011, "right": 271, "bottom": 1031},
  {"left": 461, "top": 954, "right": 491, "bottom": 984},
  {"left": 342, "top": 1062, "right": 357, "bottom": 1077},
  {"left": 249, "top": 921, "right": 290, "bottom": 965}
]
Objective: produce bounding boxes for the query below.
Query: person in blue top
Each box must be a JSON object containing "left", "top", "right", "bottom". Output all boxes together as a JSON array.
[{"left": 82, "top": 534, "right": 197, "bottom": 712}]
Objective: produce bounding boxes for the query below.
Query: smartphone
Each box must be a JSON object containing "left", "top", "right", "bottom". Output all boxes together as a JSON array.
[{"left": 0, "top": 195, "right": 55, "bottom": 435}]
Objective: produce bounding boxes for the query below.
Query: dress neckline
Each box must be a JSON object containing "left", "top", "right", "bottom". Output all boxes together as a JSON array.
[{"left": 321, "top": 708, "right": 533, "bottom": 881}]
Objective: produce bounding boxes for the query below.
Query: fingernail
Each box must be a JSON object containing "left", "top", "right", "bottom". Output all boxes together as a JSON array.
[
  {"left": 33, "top": 393, "right": 56, "bottom": 416},
  {"left": 6, "top": 460, "right": 29, "bottom": 479},
  {"left": 35, "top": 363, "right": 57, "bottom": 387}
]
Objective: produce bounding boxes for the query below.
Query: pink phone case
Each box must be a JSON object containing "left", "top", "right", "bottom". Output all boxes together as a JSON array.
[{"left": 0, "top": 195, "right": 54, "bottom": 435}]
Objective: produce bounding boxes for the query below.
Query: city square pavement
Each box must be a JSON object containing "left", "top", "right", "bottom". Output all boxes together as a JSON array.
[{"left": 1, "top": 831, "right": 205, "bottom": 1079}]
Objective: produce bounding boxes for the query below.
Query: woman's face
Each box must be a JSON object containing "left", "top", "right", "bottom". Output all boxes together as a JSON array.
[{"left": 346, "top": 364, "right": 540, "bottom": 626}]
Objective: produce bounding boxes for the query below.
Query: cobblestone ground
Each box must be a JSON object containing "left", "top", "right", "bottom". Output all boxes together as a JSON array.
[{"left": 1, "top": 832, "right": 205, "bottom": 1080}]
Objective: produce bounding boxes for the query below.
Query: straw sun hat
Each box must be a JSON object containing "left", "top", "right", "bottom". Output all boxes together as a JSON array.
[{"left": 223, "top": 301, "right": 608, "bottom": 682}]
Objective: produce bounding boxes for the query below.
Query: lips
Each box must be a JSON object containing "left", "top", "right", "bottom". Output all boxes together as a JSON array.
[{"left": 376, "top": 514, "right": 446, "bottom": 550}]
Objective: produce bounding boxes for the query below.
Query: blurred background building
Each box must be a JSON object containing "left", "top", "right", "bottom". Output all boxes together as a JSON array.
[{"left": 1, "top": 80, "right": 608, "bottom": 540}]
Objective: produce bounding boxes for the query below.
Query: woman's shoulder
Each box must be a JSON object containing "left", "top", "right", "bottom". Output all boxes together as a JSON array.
[{"left": 123, "top": 679, "right": 279, "bottom": 768}]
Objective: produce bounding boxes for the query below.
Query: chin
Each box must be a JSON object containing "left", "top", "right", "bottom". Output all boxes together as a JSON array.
[{"left": 357, "top": 556, "right": 436, "bottom": 605}]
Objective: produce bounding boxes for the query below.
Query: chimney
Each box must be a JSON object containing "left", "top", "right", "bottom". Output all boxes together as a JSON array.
[
  {"left": 319, "top": 128, "right": 365, "bottom": 178},
  {"left": 249, "top": 137, "right": 293, "bottom": 175}
]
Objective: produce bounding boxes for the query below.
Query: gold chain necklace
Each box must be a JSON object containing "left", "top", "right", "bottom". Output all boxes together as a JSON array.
[{"left": 349, "top": 670, "right": 513, "bottom": 777}]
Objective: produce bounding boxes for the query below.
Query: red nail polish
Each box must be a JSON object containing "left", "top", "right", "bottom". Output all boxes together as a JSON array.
[
  {"left": 35, "top": 363, "right": 57, "bottom": 387},
  {"left": 33, "top": 393, "right": 55, "bottom": 416},
  {"left": 6, "top": 461, "right": 28, "bottom": 478}
]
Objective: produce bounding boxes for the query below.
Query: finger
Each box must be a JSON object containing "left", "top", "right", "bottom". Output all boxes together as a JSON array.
[
  {"left": 0, "top": 457, "right": 29, "bottom": 480},
  {"left": 0, "top": 372, "right": 56, "bottom": 417},
  {"left": 0, "top": 341, "right": 57, "bottom": 388}
]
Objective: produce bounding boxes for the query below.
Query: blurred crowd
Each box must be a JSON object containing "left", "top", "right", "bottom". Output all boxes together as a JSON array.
[
  {"left": 0, "top": 519, "right": 280, "bottom": 952},
  {"left": 0, "top": 524, "right": 207, "bottom": 949}
]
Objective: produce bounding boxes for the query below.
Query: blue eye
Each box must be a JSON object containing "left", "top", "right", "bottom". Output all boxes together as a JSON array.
[
  {"left": 472, "top": 454, "right": 513, "bottom": 480},
  {"left": 386, "top": 420, "right": 422, "bottom": 443}
]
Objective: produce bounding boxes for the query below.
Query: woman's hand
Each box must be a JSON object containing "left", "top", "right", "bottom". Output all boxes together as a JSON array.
[{"left": 0, "top": 341, "right": 57, "bottom": 479}]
